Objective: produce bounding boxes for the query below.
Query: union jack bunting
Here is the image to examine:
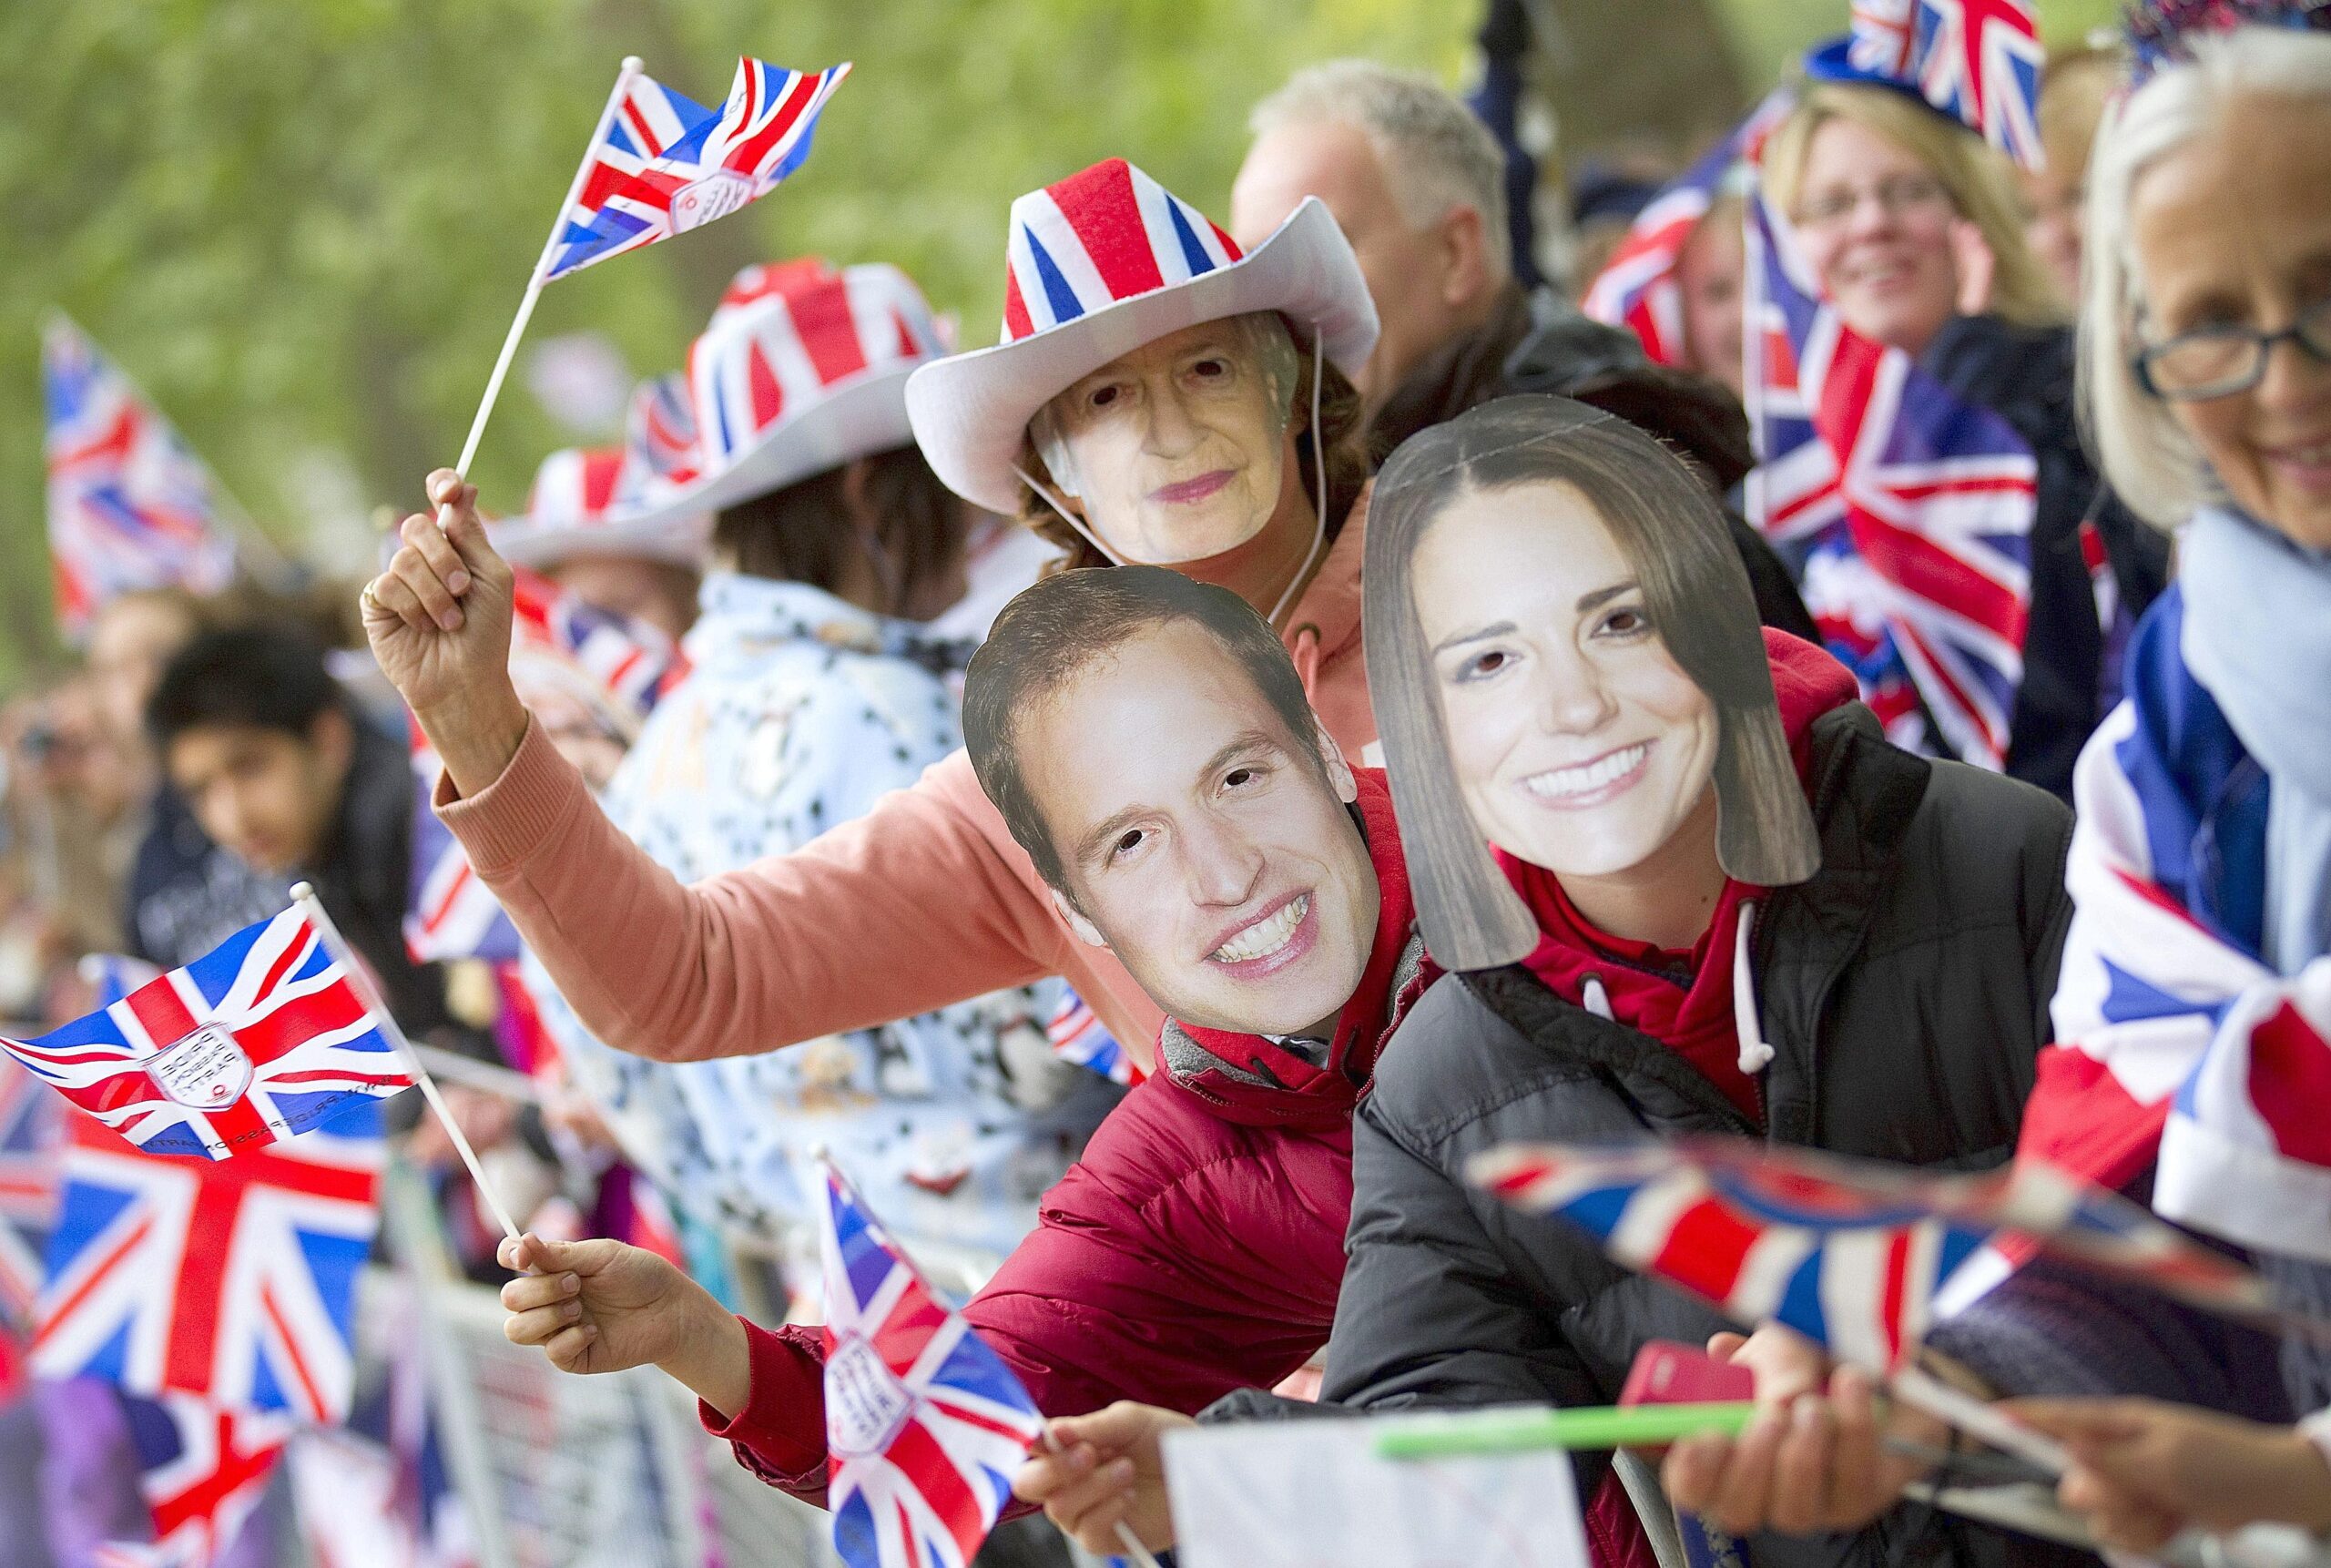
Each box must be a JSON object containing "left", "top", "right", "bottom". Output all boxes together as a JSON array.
[
  {"left": 1, "top": 908, "right": 412, "bottom": 1160},
  {"left": 999, "top": 158, "right": 1241, "bottom": 344},
  {"left": 1904, "top": 0, "right": 2045, "bottom": 169},
  {"left": 36, "top": 1105, "right": 382, "bottom": 1420},
  {"left": 544, "top": 57, "right": 850, "bottom": 283},
  {"left": 42, "top": 316, "right": 238, "bottom": 640},
  {"left": 96, "top": 1394, "right": 293, "bottom": 1568},
  {"left": 820, "top": 1159, "right": 1044, "bottom": 1568},
  {"left": 1472, "top": 1140, "right": 1990, "bottom": 1370},
  {"left": 1581, "top": 91, "right": 1791, "bottom": 367},
  {"left": 1744, "top": 191, "right": 2036, "bottom": 770},
  {"left": 1044, "top": 990, "right": 1136, "bottom": 1086},
  {"left": 0, "top": 1060, "right": 57, "bottom": 1324}
]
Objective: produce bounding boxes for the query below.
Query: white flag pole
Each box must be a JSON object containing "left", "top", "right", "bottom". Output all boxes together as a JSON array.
[
  {"left": 289, "top": 881, "right": 522, "bottom": 1240},
  {"left": 433, "top": 55, "right": 644, "bottom": 542}
]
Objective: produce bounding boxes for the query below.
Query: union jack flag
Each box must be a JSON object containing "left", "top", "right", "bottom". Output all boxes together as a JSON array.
[
  {"left": 545, "top": 57, "right": 850, "bottom": 283},
  {"left": 1473, "top": 1140, "right": 1991, "bottom": 1371},
  {"left": 0, "top": 1060, "right": 57, "bottom": 1326},
  {"left": 35, "top": 1104, "right": 382, "bottom": 1420},
  {"left": 1, "top": 908, "right": 412, "bottom": 1160},
  {"left": 1904, "top": 0, "right": 2045, "bottom": 170},
  {"left": 96, "top": 1393, "right": 293, "bottom": 1568},
  {"left": 820, "top": 1160, "right": 1044, "bottom": 1568},
  {"left": 1744, "top": 190, "right": 2036, "bottom": 770},
  {"left": 42, "top": 316, "right": 238, "bottom": 640},
  {"left": 1581, "top": 91, "right": 1791, "bottom": 368},
  {"left": 1848, "top": 0, "right": 1919, "bottom": 74},
  {"left": 402, "top": 572, "right": 686, "bottom": 963},
  {"left": 1045, "top": 989, "right": 1136, "bottom": 1086}
]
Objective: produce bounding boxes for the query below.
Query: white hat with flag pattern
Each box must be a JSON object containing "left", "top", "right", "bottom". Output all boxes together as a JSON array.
[
  {"left": 905, "top": 158, "right": 1379, "bottom": 515},
  {"left": 616, "top": 257, "right": 952, "bottom": 528}
]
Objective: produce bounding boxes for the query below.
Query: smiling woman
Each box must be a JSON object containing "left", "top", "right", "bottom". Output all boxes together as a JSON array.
[
  {"left": 1315, "top": 394, "right": 2075, "bottom": 1568},
  {"left": 1363, "top": 395, "right": 1817, "bottom": 966}
]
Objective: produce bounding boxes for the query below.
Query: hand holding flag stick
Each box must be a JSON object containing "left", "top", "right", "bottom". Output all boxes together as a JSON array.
[
  {"left": 289, "top": 881, "right": 521, "bottom": 1240},
  {"left": 430, "top": 52, "right": 851, "bottom": 555}
]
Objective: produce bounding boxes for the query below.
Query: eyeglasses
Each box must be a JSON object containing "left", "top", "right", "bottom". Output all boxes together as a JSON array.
[
  {"left": 2133, "top": 297, "right": 2331, "bottom": 402},
  {"left": 1791, "top": 176, "right": 1951, "bottom": 231}
]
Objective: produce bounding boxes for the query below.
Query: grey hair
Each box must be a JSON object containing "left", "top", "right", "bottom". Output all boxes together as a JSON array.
[
  {"left": 1249, "top": 59, "right": 1513, "bottom": 277},
  {"left": 1363, "top": 395, "right": 1821, "bottom": 972},
  {"left": 2081, "top": 27, "right": 2331, "bottom": 527}
]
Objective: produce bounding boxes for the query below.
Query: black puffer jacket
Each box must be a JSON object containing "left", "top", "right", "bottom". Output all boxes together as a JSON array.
[
  {"left": 1924, "top": 317, "right": 2173, "bottom": 800},
  {"left": 1318, "top": 702, "right": 2074, "bottom": 1568}
]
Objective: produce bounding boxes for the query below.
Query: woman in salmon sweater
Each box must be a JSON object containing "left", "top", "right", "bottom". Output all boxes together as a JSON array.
[{"left": 361, "top": 158, "right": 1378, "bottom": 1079}]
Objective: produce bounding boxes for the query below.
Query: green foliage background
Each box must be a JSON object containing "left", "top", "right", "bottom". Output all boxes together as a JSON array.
[{"left": 0, "top": 0, "right": 2122, "bottom": 687}]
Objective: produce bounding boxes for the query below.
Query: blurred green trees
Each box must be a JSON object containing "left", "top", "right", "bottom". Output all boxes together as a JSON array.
[{"left": 0, "top": 0, "right": 2129, "bottom": 685}]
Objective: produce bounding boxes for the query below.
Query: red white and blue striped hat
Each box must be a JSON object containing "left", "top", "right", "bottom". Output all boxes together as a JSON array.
[
  {"left": 514, "top": 258, "right": 951, "bottom": 555},
  {"left": 494, "top": 442, "right": 712, "bottom": 568},
  {"left": 494, "top": 372, "right": 717, "bottom": 567},
  {"left": 906, "top": 158, "right": 1378, "bottom": 514}
]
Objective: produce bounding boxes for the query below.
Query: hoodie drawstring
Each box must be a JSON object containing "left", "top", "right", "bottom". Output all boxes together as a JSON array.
[
  {"left": 1581, "top": 974, "right": 1613, "bottom": 1022},
  {"left": 1733, "top": 900, "right": 1774, "bottom": 1076}
]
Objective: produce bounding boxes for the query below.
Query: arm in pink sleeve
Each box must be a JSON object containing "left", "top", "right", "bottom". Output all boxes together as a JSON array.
[{"left": 434, "top": 718, "right": 1067, "bottom": 1062}]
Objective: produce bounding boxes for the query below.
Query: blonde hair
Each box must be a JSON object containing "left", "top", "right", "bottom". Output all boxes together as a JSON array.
[
  {"left": 1762, "top": 83, "right": 2066, "bottom": 331},
  {"left": 2081, "top": 28, "right": 2331, "bottom": 527}
]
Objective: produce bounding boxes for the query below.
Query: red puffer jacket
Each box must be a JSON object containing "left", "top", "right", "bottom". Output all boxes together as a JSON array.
[{"left": 700, "top": 769, "right": 1429, "bottom": 1502}]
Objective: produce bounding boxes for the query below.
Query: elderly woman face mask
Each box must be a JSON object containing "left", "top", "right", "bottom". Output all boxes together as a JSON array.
[{"left": 1030, "top": 313, "right": 1302, "bottom": 566}]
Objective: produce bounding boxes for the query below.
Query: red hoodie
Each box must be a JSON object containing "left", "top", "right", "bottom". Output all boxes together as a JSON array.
[{"left": 701, "top": 768, "right": 1430, "bottom": 1502}]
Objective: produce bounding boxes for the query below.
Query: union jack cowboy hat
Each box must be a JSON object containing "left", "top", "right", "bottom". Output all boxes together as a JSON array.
[{"left": 905, "top": 158, "right": 1379, "bottom": 515}]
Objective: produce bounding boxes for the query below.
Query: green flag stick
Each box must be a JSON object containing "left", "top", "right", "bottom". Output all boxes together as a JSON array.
[{"left": 1373, "top": 1402, "right": 1757, "bottom": 1459}]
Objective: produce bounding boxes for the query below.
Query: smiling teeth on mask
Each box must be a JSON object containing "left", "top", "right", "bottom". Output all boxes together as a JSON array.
[
  {"left": 1212, "top": 894, "right": 1308, "bottom": 964},
  {"left": 1522, "top": 744, "right": 1649, "bottom": 801}
]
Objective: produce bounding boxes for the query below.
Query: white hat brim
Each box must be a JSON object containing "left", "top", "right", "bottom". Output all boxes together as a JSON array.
[
  {"left": 904, "top": 198, "right": 1379, "bottom": 515},
  {"left": 497, "top": 361, "right": 923, "bottom": 565}
]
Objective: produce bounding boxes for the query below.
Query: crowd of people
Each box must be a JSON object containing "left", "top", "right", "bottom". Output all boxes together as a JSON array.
[{"left": 13, "top": 4, "right": 2331, "bottom": 1563}]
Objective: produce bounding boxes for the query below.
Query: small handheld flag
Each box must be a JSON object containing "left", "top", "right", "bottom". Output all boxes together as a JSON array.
[
  {"left": 433, "top": 54, "right": 850, "bottom": 531},
  {"left": 818, "top": 1156, "right": 1044, "bottom": 1568},
  {"left": 1472, "top": 1141, "right": 1987, "bottom": 1374},
  {"left": 42, "top": 316, "right": 239, "bottom": 640},
  {"left": 544, "top": 57, "right": 851, "bottom": 282},
  {"left": 1, "top": 909, "right": 413, "bottom": 1159},
  {"left": 1471, "top": 1138, "right": 2073, "bottom": 1471}
]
